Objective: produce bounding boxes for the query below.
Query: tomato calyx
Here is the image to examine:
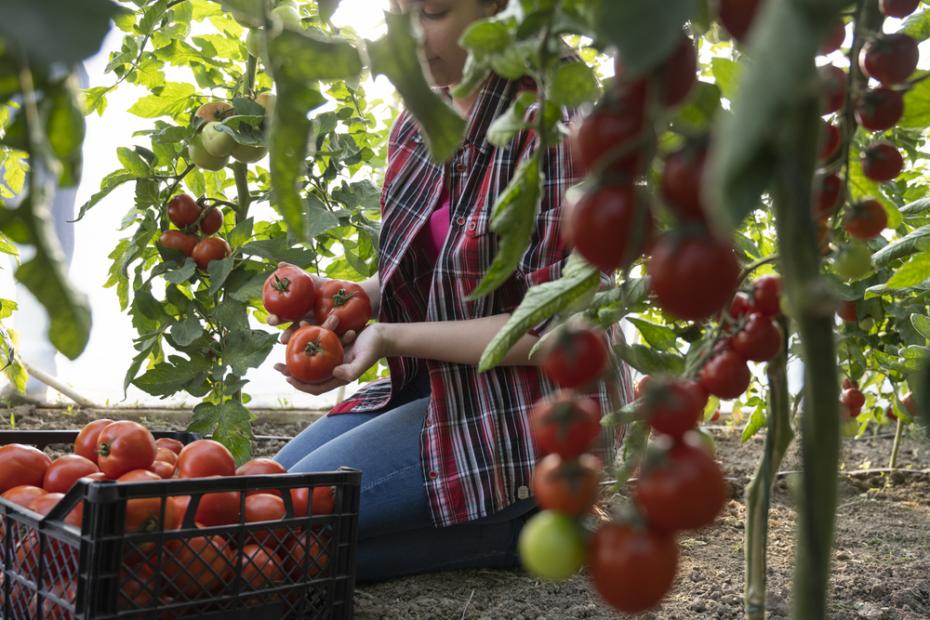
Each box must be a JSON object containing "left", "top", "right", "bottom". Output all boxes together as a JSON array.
[
  {"left": 270, "top": 274, "right": 293, "bottom": 293},
  {"left": 97, "top": 442, "right": 111, "bottom": 458},
  {"left": 330, "top": 287, "right": 356, "bottom": 308},
  {"left": 303, "top": 338, "right": 326, "bottom": 357}
]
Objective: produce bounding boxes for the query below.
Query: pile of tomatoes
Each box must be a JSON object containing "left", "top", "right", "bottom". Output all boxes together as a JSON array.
[
  {"left": 261, "top": 264, "right": 371, "bottom": 384},
  {"left": 0, "top": 420, "right": 335, "bottom": 615}
]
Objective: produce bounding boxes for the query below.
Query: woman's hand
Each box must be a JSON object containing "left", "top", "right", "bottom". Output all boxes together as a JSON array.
[{"left": 274, "top": 323, "right": 389, "bottom": 396}]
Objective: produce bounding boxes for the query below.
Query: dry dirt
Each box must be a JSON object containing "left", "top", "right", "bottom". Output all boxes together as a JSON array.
[{"left": 3, "top": 406, "right": 929, "bottom": 620}]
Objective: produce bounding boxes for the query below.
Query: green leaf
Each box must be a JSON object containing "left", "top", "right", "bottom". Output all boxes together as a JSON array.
[
  {"left": 460, "top": 19, "right": 512, "bottom": 56},
  {"left": 478, "top": 254, "right": 600, "bottom": 372},
  {"left": 899, "top": 73, "right": 930, "bottom": 129},
  {"left": 0, "top": 0, "right": 125, "bottom": 65},
  {"left": 741, "top": 405, "right": 767, "bottom": 442},
  {"left": 886, "top": 251, "right": 930, "bottom": 290},
  {"left": 209, "top": 400, "right": 255, "bottom": 464},
  {"left": 627, "top": 317, "right": 678, "bottom": 350},
  {"left": 133, "top": 355, "right": 210, "bottom": 397},
  {"left": 206, "top": 256, "right": 236, "bottom": 294},
  {"left": 911, "top": 314, "right": 930, "bottom": 341},
  {"left": 670, "top": 81, "right": 723, "bottom": 133},
  {"left": 547, "top": 62, "right": 601, "bottom": 107},
  {"left": 74, "top": 170, "right": 136, "bottom": 221},
  {"left": 128, "top": 82, "right": 197, "bottom": 119},
  {"left": 871, "top": 225, "right": 930, "bottom": 268},
  {"left": 305, "top": 193, "right": 340, "bottom": 238},
  {"left": 170, "top": 316, "right": 204, "bottom": 347},
  {"left": 223, "top": 329, "right": 278, "bottom": 376},
  {"left": 366, "top": 11, "right": 466, "bottom": 163},
  {"left": 903, "top": 7, "right": 930, "bottom": 42},
  {"left": 117, "top": 147, "right": 150, "bottom": 177},
  {"left": 189, "top": 401, "right": 222, "bottom": 434},
  {"left": 214, "top": 299, "right": 250, "bottom": 332},
  {"left": 593, "top": 0, "right": 698, "bottom": 78},
  {"left": 616, "top": 343, "right": 685, "bottom": 375},
  {"left": 467, "top": 153, "right": 542, "bottom": 300},
  {"left": 487, "top": 91, "right": 536, "bottom": 148},
  {"left": 710, "top": 57, "right": 741, "bottom": 102},
  {"left": 241, "top": 238, "right": 314, "bottom": 264},
  {"left": 165, "top": 259, "right": 197, "bottom": 284}
]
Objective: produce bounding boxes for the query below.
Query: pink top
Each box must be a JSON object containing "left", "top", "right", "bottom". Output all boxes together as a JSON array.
[{"left": 416, "top": 182, "right": 451, "bottom": 263}]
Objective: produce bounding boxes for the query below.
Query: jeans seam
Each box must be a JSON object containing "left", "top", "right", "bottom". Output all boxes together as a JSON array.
[{"left": 360, "top": 463, "right": 422, "bottom": 494}]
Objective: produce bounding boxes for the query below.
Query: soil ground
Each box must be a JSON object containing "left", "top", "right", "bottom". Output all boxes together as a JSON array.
[{"left": 3, "top": 405, "right": 929, "bottom": 620}]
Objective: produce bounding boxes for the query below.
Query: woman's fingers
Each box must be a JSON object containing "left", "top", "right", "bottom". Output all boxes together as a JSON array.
[
  {"left": 286, "top": 376, "right": 346, "bottom": 395},
  {"left": 341, "top": 330, "right": 357, "bottom": 346},
  {"left": 320, "top": 313, "right": 340, "bottom": 333}
]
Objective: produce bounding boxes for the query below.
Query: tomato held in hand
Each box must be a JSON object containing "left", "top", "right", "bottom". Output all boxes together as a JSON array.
[
  {"left": 518, "top": 510, "right": 586, "bottom": 580},
  {"left": 167, "top": 194, "right": 200, "bottom": 228},
  {"left": 43, "top": 455, "right": 99, "bottom": 494},
  {"left": 96, "top": 421, "right": 157, "bottom": 479},
  {"left": 531, "top": 453, "right": 602, "bottom": 517},
  {"left": 566, "top": 184, "right": 653, "bottom": 273},
  {"left": 699, "top": 350, "right": 751, "bottom": 400},
  {"left": 642, "top": 379, "right": 704, "bottom": 439},
  {"left": 191, "top": 237, "right": 231, "bottom": 270},
  {"left": 74, "top": 418, "right": 114, "bottom": 464},
  {"left": 731, "top": 314, "right": 783, "bottom": 362},
  {"left": 588, "top": 522, "right": 679, "bottom": 614},
  {"left": 541, "top": 325, "right": 608, "bottom": 389},
  {"left": 262, "top": 266, "right": 316, "bottom": 322},
  {"left": 648, "top": 232, "right": 741, "bottom": 321},
  {"left": 0, "top": 444, "right": 52, "bottom": 492},
  {"left": 285, "top": 325, "right": 344, "bottom": 383},
  {"left": 314, "top": 280, "right": 371, "bottom": 335},
  {"left": 844, "top": 199, "right": 887, "bottom": 240},
  {"left": 178, "top": 439, "right": 236, "bottom": 478},
  {"left": 634, "top": 441, "right": 727, "bottom": 532},
  {"left": 859, "top": 33, "right": 919, "bottom": 86},
  {"left": 158, "top": 231, "right": 199, "bottom": 257},
  {"left": 529, "top": 390, "right": 601, "bottom": 459}
]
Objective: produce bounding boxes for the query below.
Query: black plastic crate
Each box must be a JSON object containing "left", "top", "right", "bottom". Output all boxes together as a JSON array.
[{"left": 0, "top": 430, "right": 360, "bottom": 619}]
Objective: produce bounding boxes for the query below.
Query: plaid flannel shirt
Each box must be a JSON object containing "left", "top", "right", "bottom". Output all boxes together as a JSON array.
[{"left": 328, "top": 73, "right": 634, "bottom": 527}]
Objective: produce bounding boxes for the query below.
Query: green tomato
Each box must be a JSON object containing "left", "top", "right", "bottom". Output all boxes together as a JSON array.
[
  {"left": 518, "top": 510, "right": 585, "bottom": 580},
  {"left": 831, "top": 242, "right": 873, "bottom": 281},
  {"left": 245, "top": 29, "right": 263, "bottom": 58},
  {"left": 189, "top": 136, "right": 229, "bottom": 171},
  {"left": 231, "top": 142, "right": 267, "bottom": 163},
  {"left": 271, "top": 4, "right": 302, "bottom": 28},
  {"left": 200, "top": 122, "right": 236, "bottom": 158}
]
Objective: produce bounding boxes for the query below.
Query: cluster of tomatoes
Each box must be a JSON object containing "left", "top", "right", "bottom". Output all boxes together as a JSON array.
[
  {"left": 0, "top": 421, "right": 333, "bottom": 616},
  {"left": 261, "top": 264, "right": 371, "bottom": 384},
  {"left": 840, "top": 376, "right": 917, "bottom": 424},
  {"left": 158, "top": 193, "right": 231, "bottom": 270},
  {"left": 187, "top": 97, "right": 272, "bottom": 172}
]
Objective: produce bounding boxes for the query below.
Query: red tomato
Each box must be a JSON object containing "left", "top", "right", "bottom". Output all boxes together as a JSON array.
[
  {"left": 155, "top": 437, "right": 184, "bottom": 455},
  {"left": 177, "top": 439, "right": 235, "bottom": 478},
  {"left": 0, "top": 444, "right": 52, "bottom": 492},
  {"left": 715, "top": 0, "right": 761, "bottom": 43},
  {"left": 237, "top": 457, "right": 288, "bottom": 496},
  {"left": 819, "top": 121, "right": 841, "bottom": 161},
  {"left": 196, "top": 487, "right": 241, "bottom": 527},
  {"left": 725, "top": 292, "right": 753, "bottom": 323},
  {"left": 282, "top": 534, "right": 329, "bottom": 579},
  {"left": 841, "top": 377, "right": 857, "bottom": 390},
  {"left": 819, "top": 20, "right": 846, "bottom": 55},
  {"left": 648, "top": 232, "right": 741, "bottom": 321},
  {"left": 855, "top": 88, "right": 903, "bottom": 131},
  {"left": 1, "top": 485, "right": 47, "bottom": 507},
  {"left": 699, "top": 350, "right": 751, "bottom": 400},
  {"left": 566, "top": 184, "right": 653, "bottom": 273},
  {"left": 880, "top": 0, "right": 920, "bottom": 17},
  {"left": 155, "top": 448, "right": 178, "bottom": 467},
  {"left": 751, "top": 276, "right": 782, "bottom": 317},
  {"left": 162, "top": 536, "right": 232, "bottom": 597},
  {"left": 633, "top": 375, "right": 652, "bottom": 400},
  {"left": 43, "top": 455, "right": 100, "bottom": 493},
  {"left": 285, "top": 325, "right": 344, "bottom": 383},
  {"left": 240, "top": 544, "right": 285, "bottom": 590},
  {"left": 844, "top": 199, "right": 887, "bottom": 240},
  {"left": 262, "top": 266, "right": 316, "bottom": 322},
  {"left": 158, "top": 230, "right": 199, "bottom": 257},
  {"left": 617, "top": 36, "right": 697, "bottom": 108},
  {"left": 96, "top": 421, "right": 157, "bottom": 479},
  {"left": 859, "top": 33, "right": 919, "bottom": 86},
  {"left": 531, "top": 453, "right": 602, "bottom": 517},
  {"left": 588, "top": 522, "right": 679, "bottom": 614},
  {"left": 840, "top": 388, "right": 866, "bottom": 412},
  {"left": 244, "top": 493, "right": 287, "bottom": 545},
  {"left": 199, "top": 206, "right": 223, "bottom": 235},
  {"left": 634, "top": 442, "right": 727, "bottom": 532},
  {"left": 149, "top": 461, "right": 176, "bottom": 479},
  {"left": 813, "top": 172, "right": 843, "bottom": 219},
  {"left": 290, "top": 485, "right": 336, "bottom": 519},
  {"left": 191, "top": 237, "right": 231, "bottom": 270},
  {"left": 540, "top": 325, "right": 609, "bottom": 389},
  {"left": 642, "top": 379, "right": 704, "bottom": 439},
  {"left": 167, "top": 194, "right": 200, "bottom": 228},
  {"left": 116, "top": 470, "right": 180, "bottom": 550},
  {"left": 861, "top": 142, "right": 904, "bottom": 183},
  {"left": 731, "top": 314, "right": 783, "bottom": 362},
  {"left": 902, "top": 392, "right": 917, "bottom": 416},
  {"left": 837, "top": 300, "right": 858, "bottom": 322},
  {"left": 571, "top": 103, "right": 645, "bottom": 178},
  {"left": 660, "top": 141, "right": 707, "bottom": 222},
  {"left": 820, "top": 65, "right": 846, "bottom": 114},
  {"left": 313, "top": 280, "right": 371, "bottom": 335},
  {"left": 30, "top": 580, "right": 75, "bottom": 620},
  {"left": 529, "top": 391, "right": 601, "bottom": 459},
  {"left": 28, "top": 493, "right": 82, "bottom": 527},
  {"left": 74, "top": 418, "right": 115, "bottom": 463}
]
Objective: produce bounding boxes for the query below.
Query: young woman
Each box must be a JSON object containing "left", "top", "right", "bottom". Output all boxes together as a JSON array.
[{"left": 272, "top": 0, "right": 632, "bottom": 582}]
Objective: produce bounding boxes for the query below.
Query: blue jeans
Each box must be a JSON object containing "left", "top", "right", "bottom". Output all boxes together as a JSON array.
[{"left": 275, "top": 375, "right": 537, "bottom": 583}]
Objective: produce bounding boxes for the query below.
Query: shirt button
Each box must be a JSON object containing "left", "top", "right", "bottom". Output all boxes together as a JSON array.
[
  {"left": 517, "top": 486, "right": 530, "bottom": 500},
  {"left": 455, "top": 216, "right": 466, "bottom": 226},
  {"left": 454, "top": 162, "right": 466, "bottom": 173},
  {"left": 428, "top": 471, "right": 438, "bottom": 480},
  {"left": 467, "top": 221, "right": 476, "bottom": 231}
]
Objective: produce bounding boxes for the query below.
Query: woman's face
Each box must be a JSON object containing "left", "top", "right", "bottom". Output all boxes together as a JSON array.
[{"left": 395, "top": 0, "right": 501, "bottom": 88}]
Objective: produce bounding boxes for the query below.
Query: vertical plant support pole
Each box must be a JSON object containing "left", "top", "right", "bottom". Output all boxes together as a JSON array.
[
  {"left": 772, "top": 94, "right": 841, "bottom": 620},
  {"left": 744, "top": 320, "right": 794, "bottom": 620},
  {"left": 887, "top": 416, "right": 904, "bottom": 470}
]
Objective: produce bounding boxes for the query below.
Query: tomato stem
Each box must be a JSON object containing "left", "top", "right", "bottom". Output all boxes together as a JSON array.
[{"left": 331, "top": 288, "right": 354, "bottom": 308}]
